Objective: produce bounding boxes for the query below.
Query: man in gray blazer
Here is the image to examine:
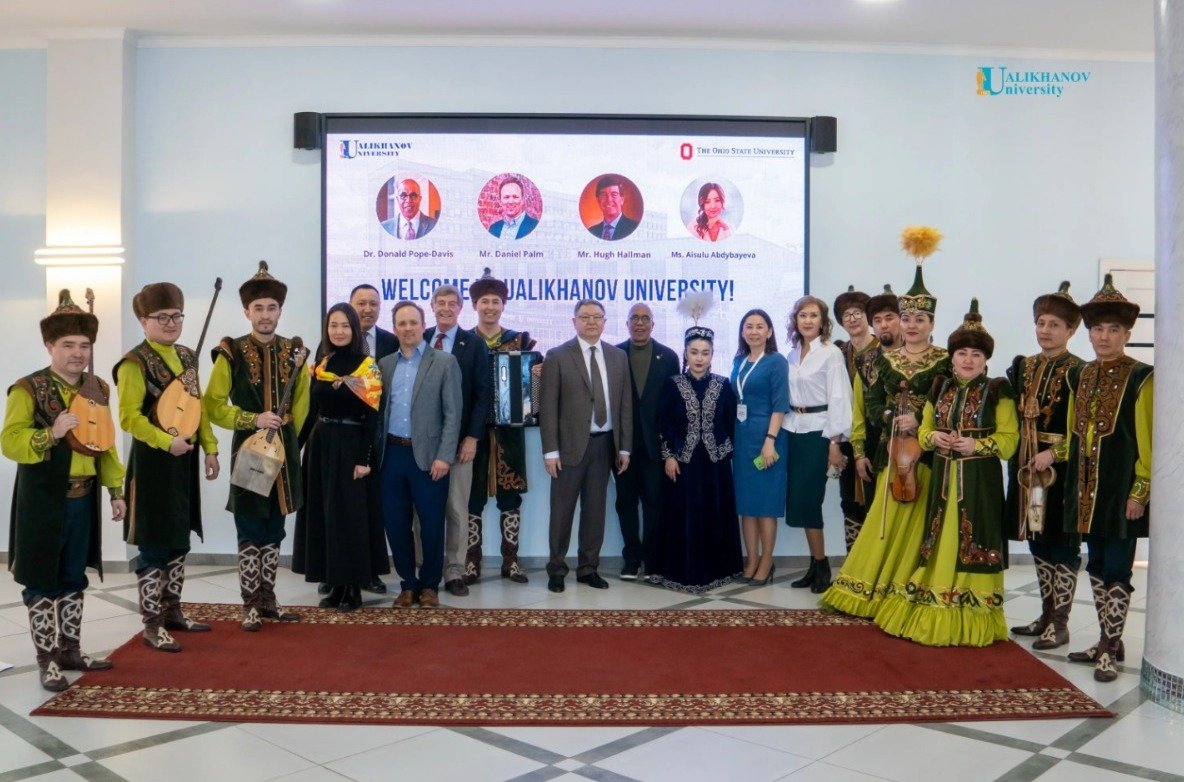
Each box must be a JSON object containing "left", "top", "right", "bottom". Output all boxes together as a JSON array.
[
  {"left": 540, "top": 299, "right": 632, "bottom": 592},
  {"left": 375, "top": 301, "right": 463, "bottom": 609}
]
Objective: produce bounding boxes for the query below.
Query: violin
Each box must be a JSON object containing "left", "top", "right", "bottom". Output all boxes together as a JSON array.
[
  {"left": 153, "top": 278, "right": 222, "bottom": 439},
  {"left": 887, "top": 380, "right": 922, "bottom": 503},
  {"left": 65, "top": 289, "right": 117, "bottom": 455}
]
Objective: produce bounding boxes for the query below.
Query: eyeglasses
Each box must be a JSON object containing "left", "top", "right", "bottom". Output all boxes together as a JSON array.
[
  {"left": 396, "top": 192, "right": 421, "bottom": 201},
  {"left": 577, "top": 315, "right": 605, "bottom": 323},
  {"left": 628, "top": 315, "right": 652, "bottom": 324},
  {"left": 842, "top": 311, "right": 865, "bottom": 322},
  {"left": 150, "top": 313, "right": 185, "bottom": 325}
]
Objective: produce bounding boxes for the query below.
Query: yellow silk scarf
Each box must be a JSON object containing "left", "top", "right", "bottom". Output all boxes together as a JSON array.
[{"left": 312, "top": 355, "right": 382, "bottom": 410}]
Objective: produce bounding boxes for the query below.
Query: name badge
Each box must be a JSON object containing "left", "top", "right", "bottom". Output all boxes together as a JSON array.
[{"left": 736, "top": 403, "right": 748, "bottom": 422}]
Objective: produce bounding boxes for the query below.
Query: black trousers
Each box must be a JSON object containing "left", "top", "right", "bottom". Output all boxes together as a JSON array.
[
  {"left": 1085, "top": 534, "right": 1138, "bottom": 590},
  {"left": 613, "top": 438, "right": 661, "bottom": 568}
]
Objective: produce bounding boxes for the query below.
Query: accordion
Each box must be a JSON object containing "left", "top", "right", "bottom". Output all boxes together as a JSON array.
[{"left": 488, "top": 350, "right": 543, "bottom": 427}]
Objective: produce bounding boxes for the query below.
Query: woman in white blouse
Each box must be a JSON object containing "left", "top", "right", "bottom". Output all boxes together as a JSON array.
[{"left": 783, "top": 295, "right": 852, "bottom": 593}]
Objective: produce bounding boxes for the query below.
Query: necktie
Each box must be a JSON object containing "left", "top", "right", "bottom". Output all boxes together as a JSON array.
[
  {"left": 434, "top": 332, "right": 445, "bottom": 351},
  {"left": 365, "top": 332, "right": 373, "bottom": 357},
  {"left": 589, "top": 346, "right": 607, "bottom": 427},
  {"left": 602, "top": 224, "right": 614, "bottom": 240},
  {"left": 406, "top": 222, "right": 416, "bottom": 240}
]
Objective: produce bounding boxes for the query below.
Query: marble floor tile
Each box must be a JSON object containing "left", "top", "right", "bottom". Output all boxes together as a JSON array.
[
  {"left": 780, "top": 761, "right": 902, "bottom": 782},
  {"left": 96, "top": 726, "right": 313, "bottom": 782},
  {"left": 701, "top": 724, "right": 885, "bottom": 760},
  {"left": 1031, "top": 758, "right": 1149, "bottom": 781},
  {"left": 823, "top": 723, "right": 1033, "bottom": 782},
  {"left": 238, "top": 722, "right": 436, "bottom": 765},
  {"left": 595, "top": 726, "right": 811, "bottom": 782},
  {"left": 486, "top": 726, "right": 645, "bottom": 758},
  {"left": 0, "top": 723, "right": 54, "bottom": 773},
  {"left": 1074, "top": 712, "right": 1184, "bottom": 776},
  {"left": 325, "top": 728, "right": 544, "bottom": 782}
]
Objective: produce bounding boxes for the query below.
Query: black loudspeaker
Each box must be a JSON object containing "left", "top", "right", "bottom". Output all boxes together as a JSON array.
[
  {"left": 293, "top": 112, "right": 322, "bottom": 150},
  {"left": 809, "top": 116, "right": 837, "bottom": 154}
]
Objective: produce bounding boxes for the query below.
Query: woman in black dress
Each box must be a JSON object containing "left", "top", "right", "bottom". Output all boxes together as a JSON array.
[
  {"left": 647, "top": 326, "right": 743, "bottom": 593},
  {"left": 293, "top": 303, "right": 388, "bottom": 611}
]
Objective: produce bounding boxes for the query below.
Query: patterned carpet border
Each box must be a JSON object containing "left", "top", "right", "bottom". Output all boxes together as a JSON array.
[
  {"left": 36, "top": 685, "right": 1106, "bottom": 726},
  {"left": 180, "top": 604, "right": 867, "bottom": 628}
]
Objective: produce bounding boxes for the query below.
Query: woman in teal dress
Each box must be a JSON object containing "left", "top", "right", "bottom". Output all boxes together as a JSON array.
[
  {"left": 730, "top": 309, "right": 790, "bottom": 585},
  {"left": 822, "top": 265, "right": 949, "bottom": 619},
  {"left": 878, "top": 300, "right": 1018, "bottom": 646}
]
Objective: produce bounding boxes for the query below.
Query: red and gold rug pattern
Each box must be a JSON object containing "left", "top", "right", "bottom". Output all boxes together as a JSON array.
[{"left": 33, "top": 607, "right": 1111, "bottom": 726}]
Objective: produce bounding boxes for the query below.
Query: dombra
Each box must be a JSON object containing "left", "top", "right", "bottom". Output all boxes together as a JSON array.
[
  {"left": 153, "top": 278, "right": 222, "bottom": 439},
  {"left": 229, "top": 337, "right": 307, "bottom": 497},
  {"left": 65, "top": 289, "right": 116, "bottom": 456}
]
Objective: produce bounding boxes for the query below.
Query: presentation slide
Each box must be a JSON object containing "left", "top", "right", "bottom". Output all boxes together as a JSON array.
[{"left": 323, "top": 115, "right": 807, "bottom": 372}]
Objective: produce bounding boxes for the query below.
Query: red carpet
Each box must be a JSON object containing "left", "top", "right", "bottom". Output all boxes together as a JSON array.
[{"left": 33, "top": 605, "right": 1110, "bottom": 726}]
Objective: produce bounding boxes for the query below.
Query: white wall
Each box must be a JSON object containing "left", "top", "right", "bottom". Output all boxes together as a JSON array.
[{"left": 0, "top": 41, "right": 1154, "bottom": 560}]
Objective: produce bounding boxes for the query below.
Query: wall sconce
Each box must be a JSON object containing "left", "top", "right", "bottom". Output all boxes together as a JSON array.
[{"left": 35, "top": 245, "right": 125, "bottom": 266}]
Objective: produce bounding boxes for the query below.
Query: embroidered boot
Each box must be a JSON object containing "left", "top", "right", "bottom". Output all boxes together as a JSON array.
[
  {"left": 162, "top": 555, "right": 210, "bottom": 632},
  {"left": 1067, "top": 574, "right": 1124, "bottom": 664},
  {"left": 1094, "top": 582, "right": 1132, "bottom": 683},
  {"left": 138, "top": 569, "right": 181, "bottom": 652},
  {"left": 500, "top": 509, "right": 528, "bottom": 583},
  {"left": 56, "top": 592, "right": 113, "bottom": 670},
  {"left": 1011, "top": 557, "right": 1054, "bottom": 636},
  {"left": 238, "top": 542, "right": 263, "bottom": 632},
  {"left": 258, "top": 543, "right": 300, "bottom": 622},
  {"left": 27, "top": 596, "right": 67, "bottom": 692},
  {"left": 1032, "top": 564, "right": 1077, "bottom": 651},
  {"left": 464, "top": 513, "right": 482, "bottom": 585},
  {"left": 843, "top": 517, "right": 863, "bottom": 553}
]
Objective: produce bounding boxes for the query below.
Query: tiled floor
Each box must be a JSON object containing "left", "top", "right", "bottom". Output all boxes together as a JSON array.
[{"left": 0, "top": 561, "right": 1177, "bottom": 782}]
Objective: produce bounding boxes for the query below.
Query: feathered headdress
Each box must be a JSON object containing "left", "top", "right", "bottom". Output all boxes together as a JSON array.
[
  {"left": 898, "top": 226, "right": 942, "bottom": 316},
  {"left": 676, "top": 290, "right": 714, "bottom": 325}
]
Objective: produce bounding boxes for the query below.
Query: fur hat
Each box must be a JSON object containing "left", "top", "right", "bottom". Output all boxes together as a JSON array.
[
  {"left": 1079, "top": 273, "right": 1139, "bottom": 329},
  {"left": 947, "top": 298, "right": 994, "bottom": 358},
  {"left": 833, "top": 285, "right": 870, "bottom": 319},
  {"left": 469, "top": 267, "right": 509, "bottom": 304},
  {"left": 864, "top": 284, "right": 899, "bottom": 319},
  {"left": 1031, "top": 280, "right": 1081, "bottom": 329},
  {"left": 132, "top": 282, "right": 184, "bottom": 319},
  {"left": 40, "top": 289, "right": 98, "bottom": 343},
  {"left": 238, "top": 261, "right": 287, "bottom": 307}
]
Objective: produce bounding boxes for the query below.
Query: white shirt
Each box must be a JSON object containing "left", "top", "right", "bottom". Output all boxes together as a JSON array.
[{"left": 783, "top": 337, "right": 853, "bottom": 440}]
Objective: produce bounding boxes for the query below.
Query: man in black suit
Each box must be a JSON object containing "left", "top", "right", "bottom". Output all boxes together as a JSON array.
[
  {"left": 614, "top": 303, "right": 679, "bottom": 580},
  {"left": 540, "top": 299, "right": 632, "bottom": 592},
  {"left": 423, "top": 285, "right": 491, "bottom": 597},
  {"left": 586, "top": 175, "right": 640, "bottom": 241}
]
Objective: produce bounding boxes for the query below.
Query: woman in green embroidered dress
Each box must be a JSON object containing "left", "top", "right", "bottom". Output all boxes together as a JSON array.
[{"left": 878, "top": 300, "right": 1018, "bottom": 646}]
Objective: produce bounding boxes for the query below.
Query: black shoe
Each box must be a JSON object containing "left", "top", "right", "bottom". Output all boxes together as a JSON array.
[
  {"left": 318, "top": 585, "right": 345, "bottom": 608},
  {"left": 790, "top": 559, "right": 818, "bottom": 589},
  {"left": 363, "top": 578, "right": 387, "bottom": 594},
  {"left": 547, "top": 575, "right": 565, "bottom": 593},
  {"left": 317, "top": 582, "right": 331, "bottom": 595},
  {"left": 577, "top": 573, "right": 610, "bottom": 589},
  {"left": 809, "top": 558, "right": 832, "bottom": 594},
  {"left": 620, "top": 564, "right": 640, "bottom": 581},
  {"left": 338, "top": 585, "right": 362, "bottom": 612},
  {"left": 445, "top": 579, "right": 470, "bottom": 597},
  {"left": 751, "top": 562, "right": 776, "bottom": 586}
]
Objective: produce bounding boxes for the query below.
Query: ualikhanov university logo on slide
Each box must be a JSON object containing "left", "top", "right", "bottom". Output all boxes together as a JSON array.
[{"left": 977, "top": 66, "right": 1091, "bottom": 98}]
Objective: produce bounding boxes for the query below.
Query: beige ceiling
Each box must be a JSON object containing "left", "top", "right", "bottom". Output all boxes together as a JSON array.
[{"left": 0, "top": 0, "right": 1152, "bottom": 56}]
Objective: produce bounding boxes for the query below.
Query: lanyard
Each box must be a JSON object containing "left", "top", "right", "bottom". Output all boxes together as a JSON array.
[{"left": 735, "top": 352, "right": 764, "bottom": 403}]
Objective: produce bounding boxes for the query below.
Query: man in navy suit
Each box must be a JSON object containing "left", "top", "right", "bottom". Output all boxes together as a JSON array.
[
  {"left": 422, "top": 285, "right": 491, "bottom": 597},
  {"left": 586, "top": 175, "right": 639, "bottom": 241},
  {"left": 488, "top": 178, "right": 539, "bottom": 240},
  {"left": 376, "top": 301, "right": 462, "bottom": 609},
  {"left": 380, "top": 179, "right": 437, "bottom": 240},
  {"left": 614, "top": 303, "right": 680, "bottom": 579}
]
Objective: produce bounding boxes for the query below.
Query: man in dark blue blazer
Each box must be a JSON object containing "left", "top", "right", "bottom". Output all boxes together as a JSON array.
[
  {"left": 423, "top": 285, "right": 491, "bottom": 597},
  {"left": 586, "top": 175, "right": 640, "bottom": 241},
  {"left": 614, "top": 303, "right": 680, "bottom": 579},
  {"left": 488, "top": 177, "right": 539, "bottom": 240}
]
